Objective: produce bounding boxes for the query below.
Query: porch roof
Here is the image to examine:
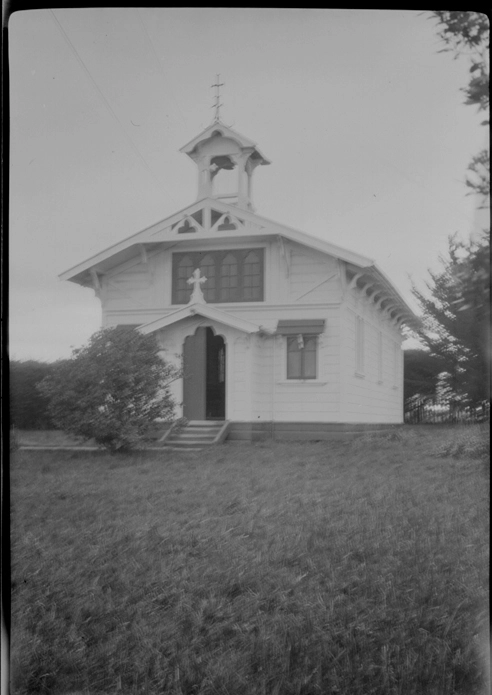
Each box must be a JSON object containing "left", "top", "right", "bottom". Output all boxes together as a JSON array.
[{"left": 137, "top": 302, "right": 274, "bottom": 336}]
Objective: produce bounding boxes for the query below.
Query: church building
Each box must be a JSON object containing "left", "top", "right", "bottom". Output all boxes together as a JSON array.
[{"left": 61, "top": 117, "right": 418, "bottom": 442}]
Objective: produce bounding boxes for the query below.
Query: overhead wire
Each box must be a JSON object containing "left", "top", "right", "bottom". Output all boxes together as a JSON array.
[{"left": 49, "top": 9, "right": 179, "bottom": 206}]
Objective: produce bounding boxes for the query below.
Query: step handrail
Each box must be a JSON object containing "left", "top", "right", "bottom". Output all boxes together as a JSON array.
[
  {"left": 213, "top": 420, "right": 230, "bottom": 445},
  {"left": 158, "top": 421, "right": 177, "bottom": 444}
]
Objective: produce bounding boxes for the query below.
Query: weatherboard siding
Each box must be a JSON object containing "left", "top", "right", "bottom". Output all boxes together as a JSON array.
[
  {"left": 341, "top": 301, "right": 403, "bottom": 423},
  {"left": 102, "top": 239, "right": 344, "bottom": 326},
  {"left": 97, "top": 233, "right": 405, "bottom": 426},
  {"left": 103, "top": 258, "right": 152, "bottom": 311},
  {"left": 268, "top": 309, "right": 341, "bottom": 422},
  {"left": 287, "top": 243, "right": 340, "bottom": 304},
  {"left": 251, "top": 336, "right": 274, "bottom": 421}
]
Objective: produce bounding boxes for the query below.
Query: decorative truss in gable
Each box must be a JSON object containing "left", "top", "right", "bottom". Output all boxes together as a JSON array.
[{"left": 166, "top": 202, "right": 253, "bottom": 237}]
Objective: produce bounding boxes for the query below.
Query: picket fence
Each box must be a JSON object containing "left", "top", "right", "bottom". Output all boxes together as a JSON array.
[{"left": 404, "top": 399, "right": 490, "bottom": 424}]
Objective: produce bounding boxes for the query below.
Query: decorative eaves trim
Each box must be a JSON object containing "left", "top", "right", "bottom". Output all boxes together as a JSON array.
[{"left": 346, "top": 262, "right": 420, "bottom": 330}]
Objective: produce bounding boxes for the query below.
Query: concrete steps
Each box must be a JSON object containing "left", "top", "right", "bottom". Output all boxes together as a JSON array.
[{"left": 162, "top": 421, "right": 228, "bottom": 450}]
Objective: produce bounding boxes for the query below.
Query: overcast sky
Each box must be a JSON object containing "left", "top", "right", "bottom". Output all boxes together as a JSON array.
[{"left": 9, "top": 8, "right": 487, "bottom": 362}]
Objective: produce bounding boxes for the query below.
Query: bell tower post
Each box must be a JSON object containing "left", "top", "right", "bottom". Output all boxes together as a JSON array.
[{"left": 179, "top": 92, "right": 270, "bottom": 211}]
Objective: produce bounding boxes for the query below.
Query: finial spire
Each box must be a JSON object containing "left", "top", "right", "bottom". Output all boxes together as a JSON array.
[{"left": 211, "top": 74, "right": 224, "bottom": 123}]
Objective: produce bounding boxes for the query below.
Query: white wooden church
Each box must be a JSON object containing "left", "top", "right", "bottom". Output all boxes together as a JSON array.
[{"left": 61, "top": 118, "right": 418, "bottom": 442}]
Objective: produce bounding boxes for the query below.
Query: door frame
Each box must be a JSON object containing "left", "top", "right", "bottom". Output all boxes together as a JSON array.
[{"left": 182, "top": 325, "right": 228, "bottom": 421}]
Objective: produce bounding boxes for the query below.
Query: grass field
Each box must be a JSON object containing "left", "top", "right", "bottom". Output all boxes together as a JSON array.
[
  {"left": 13, "top": 429, "right": 98, "bottom": 447},
  {"left": 10, "top": 426, "right": 489, "bottom": 695}
]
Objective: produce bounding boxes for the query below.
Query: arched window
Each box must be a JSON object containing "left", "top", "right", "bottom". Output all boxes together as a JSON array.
[
  {"left": 220, "top": 253, "right": 238, "bottom": 302},
  {"left": 243, "top": 251, "right": 261, "bottom": 300},
  {"left": 172, "top": 249, "right": 264, "bottom": 304},
  {"left": 199, "top": 254, "right": 216, "bottom": 302},
  {"left": 175, "top": 255, "right": 194, "bottom": 303}
]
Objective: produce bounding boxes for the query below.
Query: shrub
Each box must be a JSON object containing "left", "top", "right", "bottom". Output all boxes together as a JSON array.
[{"left": 38, "top": 327, "right": 178, "bottom": 452}]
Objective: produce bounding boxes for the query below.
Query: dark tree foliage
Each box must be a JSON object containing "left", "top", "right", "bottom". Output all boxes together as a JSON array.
[
  {"left": 430, "top": 11, "right": 489, "bottom": 112},
  {"left": 38, "top": 326, "right": 178, "bottom": 452},
  {"left": 413, "top": 232, "right": 490, "bottom": 406},
  {"left": 10, "top": 360, "right": 60, "bottom": 429},
  {"left": 403, "top": 349, "right": 442, "bottom": 402},
  {"left": 465, "top": 150, "right": 490, "bottom": 199},
  {"left": 429, "top": 11, "right": 489, "bottom": 204},
  {"left": 413, "top": 13, "right": 490, "bottom": 407}
]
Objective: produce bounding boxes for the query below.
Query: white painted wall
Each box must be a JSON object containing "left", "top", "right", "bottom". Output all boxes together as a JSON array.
[
  {"left": 340, "top": 287, "right": 403, "bottom": 423},
  {"left": 100, "top": 229, "right": 405, "bottom": 423}
]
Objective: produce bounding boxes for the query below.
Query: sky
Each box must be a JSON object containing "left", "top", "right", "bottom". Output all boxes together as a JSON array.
[{"left": 8, "top": 8, "right": 488, "bottom": 362}]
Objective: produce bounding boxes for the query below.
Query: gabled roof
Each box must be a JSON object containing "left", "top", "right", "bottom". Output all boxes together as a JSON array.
[
  {"left": 138, "top": 302, "right": 271, "bottom": 336},
  {"left": 59, "top": 197, "right": 372, "bottom": 283},
  {"left": 179, "top": 120, "right": 270, "bottom": 165},
  {"left": 59, "top": 196, "right": 419, "bottom": 330}
]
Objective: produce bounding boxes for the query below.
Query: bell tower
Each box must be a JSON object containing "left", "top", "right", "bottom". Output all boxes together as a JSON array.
[{"left": 179, "top": 120, "right": 270, "bottom": 212}]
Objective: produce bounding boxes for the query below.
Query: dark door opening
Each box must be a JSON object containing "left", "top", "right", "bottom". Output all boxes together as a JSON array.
[
  {"left": 206, "top": 328, "right": 226, "bottom": 420},
  {"left": 183, "top": 327, "right": 225, "bottom": 421}
]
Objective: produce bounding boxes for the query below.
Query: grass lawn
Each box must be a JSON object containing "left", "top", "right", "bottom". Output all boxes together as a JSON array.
[
  {"left": 14, "top": 429, "right": 98, "bottom": 447},
  {"left": 10, "top": 426, "right": 489, "bottom": 695}
]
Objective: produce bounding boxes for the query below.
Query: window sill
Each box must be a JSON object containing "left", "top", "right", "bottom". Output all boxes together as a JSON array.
[
  {"left": 277, "top": 380, "right": 327, "bottom": 386},
  {"left": 354, "top": 372, "right": 365, "bottom": 379}
]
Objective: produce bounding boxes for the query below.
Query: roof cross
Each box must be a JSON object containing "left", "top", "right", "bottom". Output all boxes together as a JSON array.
[
  {"left": 187, "top": 268, "right": 207, "bottom": 304},
  {"left": 211, "top": 74, "right": 224, "bottom": 123}
]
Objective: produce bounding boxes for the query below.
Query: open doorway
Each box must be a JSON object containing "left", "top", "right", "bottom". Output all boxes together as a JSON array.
[{"left": 183, "top": 327, "right": 226, "bottom": 421}]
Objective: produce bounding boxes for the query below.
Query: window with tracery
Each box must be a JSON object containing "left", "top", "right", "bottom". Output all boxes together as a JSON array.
[
  {"left": 220, "top": 253, "right": 239, "bottom": 302},
  {"left": 199, "top": 254, "right": 216, "bottom": 302},
  {"left": 172, "top": 249, "right": 264, "bottom": 304},
  {"left": 175, "top": 255, "right": 195, "bottom": 303},
  {"left": 243, "top": 251, "right": 261, "bottom": 300}
]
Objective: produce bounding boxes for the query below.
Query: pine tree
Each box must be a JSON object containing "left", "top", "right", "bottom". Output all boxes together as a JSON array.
[
  {"left": 411, "top": 13, "right": 490, "bottom": 408},
  {"left": 413, "top": 232, "right": 489, "bottom": 406}
]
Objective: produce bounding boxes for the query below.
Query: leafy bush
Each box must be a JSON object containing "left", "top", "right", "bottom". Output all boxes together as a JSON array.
[{"left": 38, "top": 327, "right": 178, "bottom": 452}]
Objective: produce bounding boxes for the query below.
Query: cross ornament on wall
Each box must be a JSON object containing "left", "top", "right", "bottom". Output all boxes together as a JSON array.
[{"left": 187, "top": 268, "right": 208, "bottom": 304}]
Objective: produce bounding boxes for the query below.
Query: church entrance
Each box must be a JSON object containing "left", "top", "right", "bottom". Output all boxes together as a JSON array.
[{"left": 183, "top": 327, "right": 226, "bottom": 421}]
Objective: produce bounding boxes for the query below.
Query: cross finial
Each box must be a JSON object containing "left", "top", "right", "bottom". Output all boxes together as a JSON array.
[
  {"left": 211, "top": 74, "right": 224, "bottom": 123},
  {"left": 187, "top": 268, "right": 208, "bottom": 303}
]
